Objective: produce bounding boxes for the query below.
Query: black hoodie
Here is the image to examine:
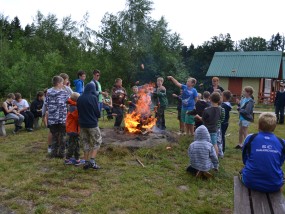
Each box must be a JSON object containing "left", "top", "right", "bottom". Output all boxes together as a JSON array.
[{"left": 77, "top": 83, "right": 101, "bottom": 128}]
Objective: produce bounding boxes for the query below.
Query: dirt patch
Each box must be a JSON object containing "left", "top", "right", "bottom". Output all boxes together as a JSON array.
[
  {"left": 25, "top": 141, "right": 45, "bottom": 153},
  {"left": 101, "top": 128, "right": 179, "bottom": 148},
  {"left": 0, "top": 205, "right": 15, "bottom": 214},
  {"left": 177, "top": 185, "right": 189, "bottom": 191}
]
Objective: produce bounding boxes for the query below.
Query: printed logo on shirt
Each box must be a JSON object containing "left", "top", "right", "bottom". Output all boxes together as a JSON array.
[{"left": 256, "top": 144, "right": 278, "bottom": 153}]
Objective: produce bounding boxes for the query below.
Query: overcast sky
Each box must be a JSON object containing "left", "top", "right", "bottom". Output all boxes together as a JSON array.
[{"left": 1, "top": 0, "right": 285, "bottom": 46}]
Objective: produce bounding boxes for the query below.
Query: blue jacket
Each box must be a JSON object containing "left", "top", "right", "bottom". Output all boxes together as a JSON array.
[
  {"left": 73, "top": 79, "right": 84, "bottom": 95},
  {"left": 242, "top": 132, "right": 285, "bottom": 192},
  {"left": 77, "top": 83, "right": 101, "bottom": 128}
]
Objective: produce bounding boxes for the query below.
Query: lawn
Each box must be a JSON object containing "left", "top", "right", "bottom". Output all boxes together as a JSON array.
[{"left": 0, "top": 107, "right": 284, "bottom": 214}]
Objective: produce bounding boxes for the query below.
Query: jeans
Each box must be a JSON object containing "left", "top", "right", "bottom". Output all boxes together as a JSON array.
[
  {"left": 113, "top": 106, "right": 124, "bottom": 127},
  {"left": 20, "top": 111, "right": 34, "bottom": 129},
  {"left": 5, "top": 113, "right": 24, "bottom": 127},
  {"left": 155, "top": 106, "right": 166, "bottom": 130},
  {"left": 275, "top": 105, "right": 284, "bottom": 124},
  {"left": 221, "top": 122, "right": 229, "bottom": 152}
]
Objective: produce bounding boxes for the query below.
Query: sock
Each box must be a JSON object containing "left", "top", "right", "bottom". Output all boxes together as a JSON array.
[{"left": 90, "top": 158, "right": 95, "bottom": 164}]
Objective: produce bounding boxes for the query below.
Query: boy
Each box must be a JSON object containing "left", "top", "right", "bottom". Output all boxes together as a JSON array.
[
  {"left": 167, "top": 76, "right": 198, "bottom": 135},
  {"left": 102, "top": 90, "right": 113, "bottom": 120},
  {"left": 240, "top": 112, "right": 285, "bottom": 192},
  {"left": 30, "top": 91, "right": 45, "bottom": 128},
  {"left": 60, "top": 73, "right": 73, "bottom": 96},
  {"left": 274, "top": 83, "right": 285, "bottom": 124},
  {"left": 74, "top": 70, "right": 86, "bottom": 95},
  {"left": 172, "top": 89, "right": 183, "bottom": 134},
  {"left": 128, "top": 86, "right": 139, "bottom": 114},
  {"left": 200, "top": 92, "right": 224, "bottom": 155},
  {"left": 65, "top": 92, "right": 83, "bottom": 165},
  {"left": 221, "top": 90, "right": 232, "bottom": 152},
  {"left": 13, "top": 93, "right": 34, "bottom": 132},
  {"left": 187, "top": 125, "right": 219, "bottom": 178},
  {"left": 77, "top": 83, "right": 102, "bottom": 170},
  {"left": 235, "top": 86, "right": 254, "bottom": 149},
  {"left": 112, "top": 78, "right": 127, "bottom": 130},
  {"left": 46, "top": 76, "right": 69, "bottom": 158},
  {"left": 2, "top": 93, "right": 24, "bottom": 133},
  {"left": 153, "top": 77, "right": 168, "bottom": 130}
]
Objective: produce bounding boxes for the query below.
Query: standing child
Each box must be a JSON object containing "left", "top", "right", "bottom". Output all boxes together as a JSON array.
[
  {"left": 167, "top": 76, "right": 198, "bottom": 135},
  {"left": 60, "top": 73, "right": 73, "bottom": 96},
  {"left": 2, "top": 93, "right": 24, "bottom": 133},
  {"left": 46, "top": 76, "right": 69, "bottom": 158},
  {"left": 74, "top": 70, "right": 86, "bottom": 95},
  {"left": 153, "top": 77, "right": 168, "bottom": 130},
  {"left": 77, "top": 83, "right": 102, "bottom": 170},
  {"left": 112, "top": 78, "right": 127, "bottom": 130},
  {"left": 221, "top": 90, "right": 232, "bottom": 153},
  {"left": 200, "top": 92, "right": 224, "bottom": 155},
  {"left": 64, "top": 92, "right": 83, "bottom": 165},
  {"left": 235, "top": 86, "right": 254, "bottom": 149},
  {"left": 128, "top": 86, "right": 139, "bottom": 114},
  {"left": 274, "top": 83, "right": 285, "bottom": 124},
  {"left": 13, "top": 93, "right": 34, "bottom": 132},
  {"left": 172, "top": 89, "right": 183, "bottom": 134},
  {"left": 187, "top": 125, "right": 219, "bottom": 178}
]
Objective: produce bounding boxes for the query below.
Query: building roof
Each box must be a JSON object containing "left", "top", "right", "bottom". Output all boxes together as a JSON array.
[{"left": 206, "top": 51, "right": 283, "bottom": 78}]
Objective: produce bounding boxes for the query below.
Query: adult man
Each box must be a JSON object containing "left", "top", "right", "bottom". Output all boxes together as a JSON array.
[{"left": 90, "top": 69, "right": 106, "bottom": 112}]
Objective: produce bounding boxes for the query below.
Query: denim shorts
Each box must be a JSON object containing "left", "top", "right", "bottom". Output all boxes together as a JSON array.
[
  {"left": 210, "top": 132, "right": 217, "bottom": 145},
  {"left": 239, "top": 120, "right": 251, "bottom": 127}
]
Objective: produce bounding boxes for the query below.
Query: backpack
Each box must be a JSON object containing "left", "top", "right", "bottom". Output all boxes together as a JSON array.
[{"left": 243, "top": 133, "right": 285, "bottom": 157}]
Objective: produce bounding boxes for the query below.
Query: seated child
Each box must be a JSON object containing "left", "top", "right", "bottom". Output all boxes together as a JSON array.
[
  {"left": 241, "top": 112, "right": 285, "bottom": 193},
  {"left": 102, "top": 90, "right": 113, "bottom": 119},
  {"left": 31, "top": 91, "right": 45, "bottom": 128},
  {"left": 65, "top": 92, "right": 83, "bottom": 165},
  {"left": 187, "top": 125, "right": 219, "bottom": 178}
]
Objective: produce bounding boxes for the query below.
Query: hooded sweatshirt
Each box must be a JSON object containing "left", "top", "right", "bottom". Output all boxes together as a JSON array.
[
  {"left": 77, "top": 83, "right": 101, "bottom": 128},
  {"left": 188, "top": 125, "right": 219, "bottom": 171},
  {"left": 74, "top": 79, "right": 84, "bottom": 95},
  {"left": 46, "top": 88, "right": 69, "bottom": 125},
  {"left": 66, "top": 98, "right": 79, "bottom": 136},
  {"left": 221, "top": 101, "right": 232, "bottom": 124}
]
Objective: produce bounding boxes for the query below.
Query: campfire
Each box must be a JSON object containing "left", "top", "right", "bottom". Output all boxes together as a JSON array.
[{"left": 124, "top": 84, "right": 157, "bottom": 134}]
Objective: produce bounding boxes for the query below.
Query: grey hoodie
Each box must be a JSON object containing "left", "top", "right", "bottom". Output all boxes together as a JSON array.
[{"left": 188, "top": 125, "right": 219, "bottom": 171}]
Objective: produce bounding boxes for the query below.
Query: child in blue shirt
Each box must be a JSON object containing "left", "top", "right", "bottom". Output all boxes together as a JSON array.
[
  {"left": 73, "top": 70, "right": 86, "bottom": 95},
  {"left": 167, "top": 76, "right": 198, "bottom": 135},
  {"left": 241, "top": 112, "right": 285, "bottom": 192}
]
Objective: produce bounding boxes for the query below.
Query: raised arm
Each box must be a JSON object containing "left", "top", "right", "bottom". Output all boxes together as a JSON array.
[{"left": 167, "top": 76, "right": 182, "bottom": 88}]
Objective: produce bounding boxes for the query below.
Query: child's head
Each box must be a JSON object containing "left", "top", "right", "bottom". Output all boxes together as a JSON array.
[
  {"left": 77, "top": 70, "right": 86, "bottom": 81},
  {"left": 203, "top": 91, "right": 210, "bottom": 100},
  {"left": 197, "top": 93, "right": 202, "bottom": 100},
  {"left": 212, "top": 77, "right": 219, "bottom": 86},
  {"left": 258, "top": 112, "right": 277, "bottom": 132},
  {"left": 36, "top": 91, "right": 45, "bottom": 101},
  {"left": 243, "top": 86, "right": 254, "bottom": 98},
  {"left": 93, "top": 69, "right": 101, "bottom": 80},
  {"left": 70, "top": 92, "right": 80, "bottom": 102},
  {"left": 210, "top": 92, "right": 220, "bottom": 104},
  {"left": 132, "top": 85, "right": 138, "bottom": 94},
  {"left": 52, "top": 76, "right": 64, "bottom": 87},
  {"left": 222, "top": 90, "right": 232, "bottom": 102},
  {"left": 115, "top": 78, "right": 122, "bottom": 87},
  {"left": 14, "top": 93, "right": 22, "bottom": 101},
  {"left": 7, "top": 93, "right": 15, "bottom": 100},
  {"left": 186, "top": 77, "right": 197, "bottom": 88},
  {"left": 157, "top": 77, "right": 164, "bottom": 87},
  {"left": 59, "top": 73, "right": 69, "bottom": 85}
]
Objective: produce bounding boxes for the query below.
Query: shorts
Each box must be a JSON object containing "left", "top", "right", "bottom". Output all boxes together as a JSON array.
[
  {"left": 210, "top": 132, "right": 217, "bottom": 145},
  {"left": 80, "top": 127, "right": 102, "bottom": 151},
  {"left": 239, "top": 120, "right": 251, "bottom": 127},
  {"left": 181, "top": 110, "right": 195, "bottom": 125}
]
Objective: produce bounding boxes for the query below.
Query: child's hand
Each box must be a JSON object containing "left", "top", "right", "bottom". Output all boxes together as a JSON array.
[
  {"left": 172, "top": 94, "right": 178, "bottom": 97},
  {"left": 167, "top": 76, "right": 173, "bottom": 80}
]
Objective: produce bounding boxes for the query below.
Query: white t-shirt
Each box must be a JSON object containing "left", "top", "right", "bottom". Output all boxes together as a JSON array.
[{"left": 13, "top": 99, "right": 29, "bottom": 111}]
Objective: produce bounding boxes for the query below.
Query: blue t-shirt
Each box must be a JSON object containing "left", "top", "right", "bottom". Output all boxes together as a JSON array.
[
  {"left": 242, "top": 132, "right": 285, "bottom": 192},
  {"left": 239, "top": 97, "right": 252, "bottom": 121},
  {"left": 181, "top": 85, "right": 198, "bottom": 111}
]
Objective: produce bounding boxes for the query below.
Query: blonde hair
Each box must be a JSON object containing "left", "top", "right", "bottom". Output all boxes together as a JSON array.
[
  {"left": 157, "top": 77, "right": 164, "bottom": 83},
  {"left": 258, "top": 112, "right": 277, "bottom": 132},
  {"left": 187, "top": 77, "right": 197, "bottom": 85},
  {"left": 70, "top": 92, "right": 80, "bottom": 101},
  {"left": 212, "top": 77, "right": 219, "bottom": 82},
  {"left": 244, "top": 86, "right": 254, "bottom": 95}
]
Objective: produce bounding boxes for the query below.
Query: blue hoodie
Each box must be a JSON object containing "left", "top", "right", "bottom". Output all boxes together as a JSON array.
[
  {"left": 74, "top": 79, "right": 84, "bottom": 95},
  {"left": 77, "top": 83, "right": 100, "bottom": 128}
]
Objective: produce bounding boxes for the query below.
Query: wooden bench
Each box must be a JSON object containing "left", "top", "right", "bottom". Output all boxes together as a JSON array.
[
  {"left": 234, "top": 176, "right": 285, "bottom": 214},
  {"left": 0, "top": 107, "right": 15, "bottom": 136}
]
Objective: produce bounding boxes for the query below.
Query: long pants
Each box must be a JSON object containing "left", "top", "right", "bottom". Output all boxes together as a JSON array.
[
  {"left": 49, "top": 124, "right": 66, "bottom": 158},
  {"left": 155, "top": 106, "right": 166, "bottom": 130},
  {"left": 66, "top": 135, "right": 80, "bottom": 160},
  {"left": 5, "top": 113, "right": 24, "bottom": 127},
  {"left": 221, "top": 122, "right": 229, "bottom": 152},
  {"left": 113, "top": 106, "right": 124, "bottom": 127},
  {"left": 275, "top": 106, "right": 284, "bottom": 124},
  {"left": 21, "top": 111, "right": 34, "bottom": 129}
]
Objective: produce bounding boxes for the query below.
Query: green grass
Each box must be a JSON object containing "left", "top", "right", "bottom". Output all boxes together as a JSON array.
[{"left": 0, "top": 109, "right": 285, "bottom": 214}]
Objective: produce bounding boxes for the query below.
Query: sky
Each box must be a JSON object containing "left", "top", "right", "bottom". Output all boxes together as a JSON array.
[{"left": 1, "top": 0, "right": 285, "bottom": 46}]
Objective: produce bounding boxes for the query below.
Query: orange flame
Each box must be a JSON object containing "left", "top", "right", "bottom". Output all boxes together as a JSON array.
[{"left": 125, "top": 83, "right": 157, "bottom": 133}]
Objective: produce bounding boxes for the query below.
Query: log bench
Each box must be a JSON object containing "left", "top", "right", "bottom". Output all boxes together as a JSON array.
[
  {"left": 0, "top": 107, "right": 15, "bottom": 136},
  {"left": 234, "top": 176, "right": 285, "bottom": 214}
]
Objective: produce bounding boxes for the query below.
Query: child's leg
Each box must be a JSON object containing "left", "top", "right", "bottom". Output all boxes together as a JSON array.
[
  {"left": 74, "top": 136, "right": 80, "bottom": 160},
  {"left": 221, "top": 123, "right": 228, "bottom": 152},
  {"left": 238, "top": 124, "right": 243, "bottom": 145},
  {"left": 210, "top": 132, "right": 218, "bottom": 156},
  {"left": 180, "top": 121, "right": 185, "bottom": 133},
  {"left": 58, "top": 125, "right": 66, "bottom": 158},
  {"left": 66, "top": 135, "right": 74, "bottom": 159},
  {"left": 50, "top": 125, "right": 58, "bottom": 157},
  {"left": 242, "top": 126, "right": 248, "bottom": 142},
  {"left": 113, "top": 106, "right": 123, "bottom": 127}
]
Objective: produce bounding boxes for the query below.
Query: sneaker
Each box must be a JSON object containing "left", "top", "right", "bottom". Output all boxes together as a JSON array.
[
  {"left": 83, "top": 161, "right": 91, "bottom": 170},
  {"left": 64, "top": 159, "right": 73, "bottom": 165},
  {"left": 202, "top": 171, "right": 213, "bottom": 179},
  {"left": 47, "top": 146, "right": 52, "bottom": 154},
  {"left": 90, "top": 162, "right": 100, "bottom": 170},
  {"left": 74, "top": 159, "right": 85, "bottom": 166},
  {"left": 26, "top": 128, "right": 33, "bottom": 132}
]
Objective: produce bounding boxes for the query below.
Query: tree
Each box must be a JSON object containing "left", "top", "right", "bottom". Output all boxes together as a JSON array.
[{"left": 238, "top": 37, "right": 267, "bottom": 51}]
